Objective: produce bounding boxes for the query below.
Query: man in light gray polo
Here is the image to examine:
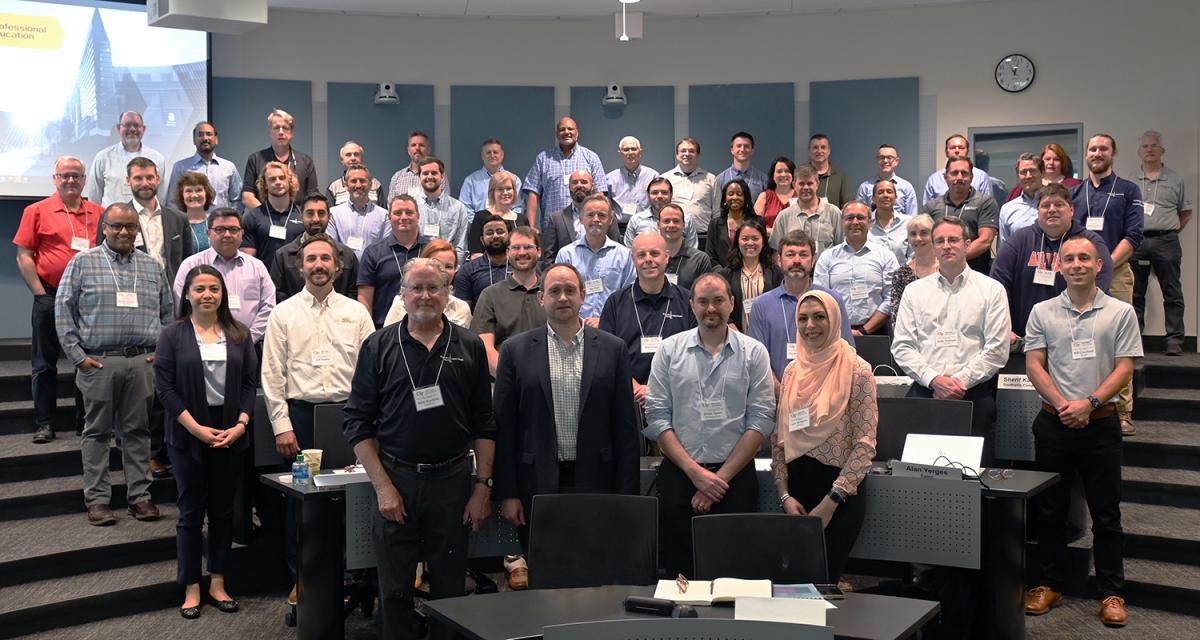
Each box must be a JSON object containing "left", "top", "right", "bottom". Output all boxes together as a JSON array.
[
  {"left": 1131, "top": 130, "right": 1192, "bottom": 356},
  {"left": 1023, "top": 234, "right": 1141, "bottom": 628}
]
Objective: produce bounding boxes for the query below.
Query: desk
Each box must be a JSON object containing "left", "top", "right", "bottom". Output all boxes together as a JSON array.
[{"left": 425, "top": 585, "right": 940, "bottom": 640}]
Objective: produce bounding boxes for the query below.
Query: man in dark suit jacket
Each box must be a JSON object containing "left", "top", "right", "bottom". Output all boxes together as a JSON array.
[
  {"left": 96, "top": 156, "right": 194, "bottom": 285},
  {"left": 269, "top": 194, "right": 358, "bottom": 301},
  {"left": 539, "top": 170, "right": 621, "bottom": 267},
  {"left": 494, "top": 263, "right": 641, "bottom": 557}
]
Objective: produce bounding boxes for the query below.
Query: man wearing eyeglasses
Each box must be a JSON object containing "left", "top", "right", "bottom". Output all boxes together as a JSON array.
[
  {"left": 607, "top": 136, "right": 660, "bottom": 222},
  {"left": 55, "top": 203, "right": 174, "bottom": 526},
  {"left": 173, "top": 208, "right": 276, "bottom": 346},
  {"left": 14, "top": 157, "right": 104, "bottom": 444},
  {"left": 84, "top": 111, "right": 165, "bottom": 207},
  {"left": 855, "top": 144, "right": 917, "bottom": 215}
]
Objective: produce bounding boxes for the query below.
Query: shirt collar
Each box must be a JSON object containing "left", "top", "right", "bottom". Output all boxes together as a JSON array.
[
  {"left": 505, "top": 274, "right": 539, "bottom": 291},
  {"left": 133, "top": 199, "right": 159, "bottom": 216},
  {"left": 632, "top": 279, "right": 673, "bottom": 303},
  {"left": 573, "top": 235, "right": 619, "bottom": 253},
  {"left": 546, "top": 322, "right": 584, "bottom": 347},
  {"left": 100, "top": 240, "right": 133, "bottom": 264},
  {"left": 936, "top": 265, "right": 973, "bottom": 288},
  {"left": 686, "top": 327, "right": 735, "bottom": 354},
  {"left": 209, "top": 247, "right": 246, "bottom": 266},
  {"left": 189, "top": 153, "right": 218, "bottom": 166},
  {"left": 621, "top": 166, "right": 642, "bottom": 180},
  {"left": 399, "top": 315, "right": 452, "bottom": 347},
  {"left": 1057, "top": 287, "right": 1108, "bottom": 314},
  {"left": 297, "top": 286, "right": 334, "bottom": 310}
]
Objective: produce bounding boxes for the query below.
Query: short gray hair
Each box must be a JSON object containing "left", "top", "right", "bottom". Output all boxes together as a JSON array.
[
  {"left": 1141, "top": 130, "right": 1163, "bottom": 145},
  {"left": 401, "top": 256, "right": 450, "bottom": 288}
]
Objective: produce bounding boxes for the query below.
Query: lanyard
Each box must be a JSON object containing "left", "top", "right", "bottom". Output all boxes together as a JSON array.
[
  {"left": 267, "top": 203, "right": 296, "bottom": 231},
  {"left": 780, "top": 297, "right": 796, "bottom": 345},
  {"left": 632, "top": 294, "right": 671, "bottom": 338},
  {"left": 105, "top": 252, "right": 130, "bottom": 292},
  {"left": 1037, "top": 231, "right": 1061, "bottom": 270},
  {"left": 1067, "top": 305, "right": 1097, "bottom": 344},
  {"left": 486, "top": 260, "right": 511, "bottom": 288},
  {"left": 390, "top": 244, "right": 408, "bottom": 274},
  {"left": 65, "top": 208, "right": 91, "bottom": 242},
  {"left": 1139, "top": 174, "right": 1160, "bottom": 208},
  {"left": 399, "top": 326, "right": 451, "bottom": 390},
  {"left": 1085, "top": 176, "right": 1118, "bottom": 220}
]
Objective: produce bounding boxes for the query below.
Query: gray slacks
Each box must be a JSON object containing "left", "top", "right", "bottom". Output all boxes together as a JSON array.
[{"left": 76, "top": 354, "right": 155, "bottom": 507}]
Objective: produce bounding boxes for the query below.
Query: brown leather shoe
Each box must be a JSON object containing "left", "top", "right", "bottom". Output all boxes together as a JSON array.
[
  {"left": 1024, "top": 585, "right": 1061, "bottom": 615},
  {"left": 504, "top": 555, "right": 529, "bottom": 591},
  {"left": 87, "top": 504, "right": 117, "bottom": 526},
  {"left": 149, "top": 459, "right": 171, "bottom": 478},
  {"left": 128, "top": 500, "right": 161, "bottom": 521},
  {"left": 1100, "top": 595, "right": 1127, "bottom": 627},
  {"left": 1119, "top": 412, "right": 1136, "bottom": 436}
]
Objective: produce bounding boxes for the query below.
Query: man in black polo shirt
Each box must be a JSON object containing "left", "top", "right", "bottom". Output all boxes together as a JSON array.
[
  {"left": 471, "top": 226, "right": 545, "bottom": 377},
  {"left": 660, "top": 204, "right": 713, "bottom": 291},
  {"left": 241, "top": 108, "right": 318, "bottom": 209},
  {"left": 344, "top": 257, "right": 495, "bottom": 640},
  {"left": 269, "top": 193, "right": 358, "bottom": 301},
  {"left": 922, "top": 156, "right": 999, "bottom": 273}
]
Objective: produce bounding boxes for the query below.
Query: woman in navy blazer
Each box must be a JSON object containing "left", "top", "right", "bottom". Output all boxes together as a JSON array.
[{"left": 154, "top": 264, "right": 257, "bottom": 619}]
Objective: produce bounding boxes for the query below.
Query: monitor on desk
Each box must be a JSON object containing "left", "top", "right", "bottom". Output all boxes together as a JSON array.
[
  {"left": 313, "top": 403, "right": 355, "bottom": 469},
  {"left": 874, "top": 397, "right": 973, "bottom": 461}
]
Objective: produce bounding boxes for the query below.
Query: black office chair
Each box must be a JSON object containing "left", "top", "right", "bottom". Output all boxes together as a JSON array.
[
  {"left": 692, "top": 513, "right": 828, "bottom": 583},
  {"left": 528, "top": 494, "right": 658, "bottom": 589},
  {"left": 853, "top": 334, "right": 897, "bottom": 372},
  {"left": 313, "top": 403, "right": 355, "bottom": 468},
  {"left": 873, "top": 396, "right": 973, "bottom": 462}
]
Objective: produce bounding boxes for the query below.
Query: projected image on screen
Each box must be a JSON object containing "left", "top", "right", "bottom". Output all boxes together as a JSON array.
[{"left": 0, "top": 0, "right": 208, "bottom": 198}]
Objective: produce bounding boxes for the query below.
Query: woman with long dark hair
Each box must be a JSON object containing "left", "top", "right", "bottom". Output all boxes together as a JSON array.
[
  {"left": 706, "top": 178, "right": 761, "bottom": 267},
  {"left": 154, "top": 265, "right": 257, "bottom": 619},
  {"left": 717, "top": 217, "right": 782, "bottom": 331}
]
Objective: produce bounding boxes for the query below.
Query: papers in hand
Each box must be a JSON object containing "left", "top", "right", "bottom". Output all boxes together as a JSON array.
[{"left": 653, "top": 578, "right": 771, "bottom": 605}]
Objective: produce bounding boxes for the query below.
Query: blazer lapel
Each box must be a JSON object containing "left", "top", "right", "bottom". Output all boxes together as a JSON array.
[
  {"left": 577, "top": 327, "right": 598, "bottom": 413},
  {"left": 533, "top": 332, "right": 554, "bottom": 414}
]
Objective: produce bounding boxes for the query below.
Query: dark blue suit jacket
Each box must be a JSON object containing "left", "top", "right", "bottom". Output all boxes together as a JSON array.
[
  {"left": 154, "top": 319, "right": 257, "bottom": 459},
  {"left": 493, "top": 325, "right": 640, "bottom": 507}
]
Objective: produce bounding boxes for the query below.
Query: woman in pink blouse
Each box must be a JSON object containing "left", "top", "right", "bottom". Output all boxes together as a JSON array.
[{"left": 771, "top": 289, "right": 878, "bottom": 582}]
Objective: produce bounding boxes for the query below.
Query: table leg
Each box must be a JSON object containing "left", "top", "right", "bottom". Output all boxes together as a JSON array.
[
  {"left": 299, "top": 497, "right": 345, "bottom": 640},
  {"left": 981, "top": 495, "right": 1025, "bottom": 640}
]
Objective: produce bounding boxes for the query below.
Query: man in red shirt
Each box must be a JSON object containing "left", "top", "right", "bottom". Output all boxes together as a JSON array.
[{"left": 13, "top": 156, "right": 103, "bottom": 443}]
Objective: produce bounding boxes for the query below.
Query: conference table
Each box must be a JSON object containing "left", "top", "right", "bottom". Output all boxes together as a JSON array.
[{"left": 424, "top": 585, "right": 941, "bottom": 640}]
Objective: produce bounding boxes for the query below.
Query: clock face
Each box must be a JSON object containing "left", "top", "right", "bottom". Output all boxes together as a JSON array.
[{"left": 996, "top": 54, "right": 1035, "bottom": 93}]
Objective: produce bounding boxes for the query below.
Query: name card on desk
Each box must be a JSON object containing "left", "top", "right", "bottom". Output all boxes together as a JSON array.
[
  {"left": 998, "top": 374, "right": 1035, "bottom": 391},
  {"left": 891, "top": 461, "right": 963, "bottom": 480},
  {"left": 312, "top": 465, "right": 369, "bottom": 486}
]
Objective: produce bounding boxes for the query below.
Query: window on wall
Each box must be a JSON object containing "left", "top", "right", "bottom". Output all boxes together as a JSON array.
[{"left": 969, "top": 123, "right": 1084, "bottom": 195}]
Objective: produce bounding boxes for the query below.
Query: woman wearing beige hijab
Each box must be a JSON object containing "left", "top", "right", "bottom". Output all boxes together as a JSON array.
[{"left": 771, "top": 289, "right": 878, "bottom": 582}]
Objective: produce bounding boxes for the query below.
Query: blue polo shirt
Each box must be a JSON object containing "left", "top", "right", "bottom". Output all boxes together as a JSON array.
[
  {"left": 554, "top": 237, "right": 635, "bottom": 319},
  {"left": 453, "top": 255, "right": 510, "bottom": 306},
  {"left": 1071, "top": 174, "right": 1143, "bottom": 255},
  {"left": 357, "top": 235, "right": 426, "bottom": 326},
  {"left": 598, "top": 280, "right": 697, "bottom": 383},
  {"left": 747, "top": 283, "right": 856, "bottom": 379}
]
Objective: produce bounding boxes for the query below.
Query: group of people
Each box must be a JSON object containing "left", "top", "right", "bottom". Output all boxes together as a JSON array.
[{"left": 12, "top": 106, "right": 1183, "bottom": 634}]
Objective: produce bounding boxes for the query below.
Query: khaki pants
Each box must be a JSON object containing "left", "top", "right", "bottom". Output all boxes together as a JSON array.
[{"left": 1109, "top": 262, "right": 1134, "bottom": 416}]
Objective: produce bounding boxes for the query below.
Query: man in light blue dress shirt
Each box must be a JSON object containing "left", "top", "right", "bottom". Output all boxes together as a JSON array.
[
  {"left": 459, "top": 138, "right": 523, "bottom": 215},
  {"left": 606, "top": 136, "right": 659, "bottom": 222},
  {"left": 923, "top": 134, "right": 993, "bottom": 203},
  {"left": 328, "top": 164, "right": 389, "bottom": 259},
  {"left": 554, "top": 194, "right": 634, "bottom": 324},
  {"left": 414, "top": 157, "right": 471, "bottom": 263},
  {"left": 524, "top": 117, "right": 607, "bottom": 229},
  {"left": 999, "top": 154, "right": 1044, "bottom": 246},
  {"left": 644, "top": 271, "right": 776, "bottom": 576},
  {"left": 715, "top": 131, "right": 769, "bottom": 204},
  {"left": 623, "top": 177, "right": 698, "bottom": 249},
  {"left": 813, "top": 202, "right": 898, "bottom": 334},
  {"left": 166, "top": 121, "right": 241, "bottom": 210},
  {"left": 855, "top": 144, "right": 917, "bottom": 215}
]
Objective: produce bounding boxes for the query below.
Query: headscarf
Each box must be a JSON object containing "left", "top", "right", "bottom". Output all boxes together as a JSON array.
[{"left": 778, "top": 289, "right": 857, "bottom": 461}]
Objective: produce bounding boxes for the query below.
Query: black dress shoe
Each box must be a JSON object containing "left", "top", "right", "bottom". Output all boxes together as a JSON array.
[
  {"left": 206, "top": 593, "right": 239, "bottom": 613},
  {"left": 32, "top": 424, "right": 54, "bottom": 444},
  {"left": 180, "top": 605, "right": 202, "bottom": 619}
]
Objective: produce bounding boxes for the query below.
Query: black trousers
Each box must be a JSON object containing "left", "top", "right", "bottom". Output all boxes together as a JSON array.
[
  {"left": 30, "top": 289, "right": 84, "bottom": 431},
  {"left": 167, "top": 406, "right": 243, "bottom": 586},
  {"left": 1032, "top": 409, "right": 1124, "bottom": 596},
  {"left": 787, "top": 455, "right": 867, "bottom": 583},
  {"left": 284, "top": 399, "right": 318, "bottom": 582},
  {"left": 373, "top": 456, "right": 471, "bottom": 640},
  {"left": 1132, "top": 231, "right": 1185, "bottom": 348},
  {"left": 657, "top": 457, "right": 758, "bottom": 577},
  {"left": 907, "top": 377, "right": 998, "bottom": 468}
]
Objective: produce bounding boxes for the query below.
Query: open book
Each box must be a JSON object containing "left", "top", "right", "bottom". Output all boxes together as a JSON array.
[{"left": 653, "top": 578, "right": 772, "bottom": 605}]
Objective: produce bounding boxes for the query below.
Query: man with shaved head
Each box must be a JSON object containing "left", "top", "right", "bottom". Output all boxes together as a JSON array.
[{"left": 523, "top": 116, "right": 608, "bottom": 228}]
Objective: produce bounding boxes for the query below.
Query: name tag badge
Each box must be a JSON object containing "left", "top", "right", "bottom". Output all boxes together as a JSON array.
[
  {"left": 347, "top": 236, "right": 364, "bottom": 251},
  {"left": 562, "top": 174, "right": 571, "bottom": 186},
  {"left": 585, "top": 278, "right": 604, "bottom": 295},
  {"left": 786, "top": 342, "right": 797, "bottom": 360},
  {"left": 935, "top": 330, "right": 958, "bottom": 347},
  {"left": 1071, "top": 339, "right": 1097, "bottom": 360},
  {"left": 620, "top": 202, "right": 637, "bottom": 215},
  {"left": 422, "top": 223, "right": 440, "bottom": 238},
  {"left": 413, "top": 385, "right": 445, "bottom": 412},
  {"left": 1144, "top": 203, "right": 1155, "bottom": 216},
  {"left": 1137, "top": 260, "right": 1152, "bottom": 267},
  {"left": 699, "top": 400, "right": 726, "bottom": 422},
  {"left": 227, "top": 294, "right": 242, "bottom": 310},
  {"left": 640, "top": 336, "right": 662, "bottom": 354},
  {"left": 311, "top": 347, "right": 335, "bottom": 366},
  {"left": 849, "top": 284, "right": 869, "bottom": 300},
  {"left": 116, "top": 291, "right": 138, "bottom": 308},
  {"left": 788, "top": 408, "right": 811, "bottom": 432},
  {"left": 1085, "top": 217, "right": 1104, "bottom": 231},
  {"left": 199, "top": 343, "right": 226, "bottom": 362},
  {"left": 1033, "top": 268, "right": 1056, "bottom": 286},
  {"left": 666, "top": 273, "right": 679, "bottom": 285},
  {"left": 268, "top": 225, "right": 287, "bottom": 240},
  {"left": 70, "top": 236, "right": 89, "bottom": 251}
]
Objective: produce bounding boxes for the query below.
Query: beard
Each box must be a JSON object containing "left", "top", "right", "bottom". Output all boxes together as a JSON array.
[{"left": 485, "top": 242, "right": 508, "bottom": 257}]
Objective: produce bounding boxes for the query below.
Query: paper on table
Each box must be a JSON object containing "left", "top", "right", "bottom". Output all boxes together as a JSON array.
[{"left": 735, "top": 596, "right": 832, "bottom": 625}]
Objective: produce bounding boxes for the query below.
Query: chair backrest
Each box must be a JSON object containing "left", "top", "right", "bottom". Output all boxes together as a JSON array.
[
  {"left": 874, "top": 396, "right": 973, "bottom": 461},
  {"left": 313, "top": 403, "right": 354, "bottom": 469},
  {"left": 544, "top": 618, "right": 832, "bottom": 640},
  {"left": 692, "top": 513, "right": 829, "bottom": 583},
  {"left": 528, "top": 494, "right": 658, "bottom": 589},
  {"left": 854, "top": 334, "right": 896, "bottom": 371}
]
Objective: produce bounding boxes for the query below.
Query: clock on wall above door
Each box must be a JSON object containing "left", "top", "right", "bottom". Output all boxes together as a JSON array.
[{"left": 995, "top": 54, "right": 1035, "bottom": 93}]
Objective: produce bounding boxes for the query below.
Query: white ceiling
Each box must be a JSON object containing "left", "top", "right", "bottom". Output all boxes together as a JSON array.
[{"left": 267, "top": 0, "right": 994, "bottom": 19}]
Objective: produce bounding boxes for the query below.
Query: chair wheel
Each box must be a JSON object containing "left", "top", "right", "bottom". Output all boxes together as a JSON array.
[{"left": 284, "top": 605, "right": 296, "bottom": 627}]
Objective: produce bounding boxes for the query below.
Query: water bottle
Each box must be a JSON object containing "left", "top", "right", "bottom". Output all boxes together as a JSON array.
[{"left": 292, "top": 453, "right": 309, "bottom": 487}]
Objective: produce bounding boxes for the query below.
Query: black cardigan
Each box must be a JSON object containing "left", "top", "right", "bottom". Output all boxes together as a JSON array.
[{"left": 154, "top": 320, "right": 258, "bottom": 460}]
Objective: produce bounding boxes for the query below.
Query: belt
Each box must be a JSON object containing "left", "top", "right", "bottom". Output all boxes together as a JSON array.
[
  {"left": 379, "top": 449, "right": 468, "bottom": 474},
  {"left": 1042, "top": 402, "right": 1115, "bottom": 420},
  {"left": 84, "top": 346, "right": 152, "bottom": 357},
  {"left": 1144, "top": 230, "right": 1178, "bottom": 237}
]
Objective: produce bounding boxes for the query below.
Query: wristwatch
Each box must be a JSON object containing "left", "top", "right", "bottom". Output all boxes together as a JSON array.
[
  {"left": 828, "top": 490, "right": 846, "bottom": 505},
  {"left": 475, "top": 477, "right": 494, "bottom": 488},
  {"left": 1087, "top": 395, "right": 1101, "bottom": 409}
]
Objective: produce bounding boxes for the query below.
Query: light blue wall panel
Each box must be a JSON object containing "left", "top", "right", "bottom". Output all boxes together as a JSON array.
[
  {"left": 327, "top": 83, "right": 434, "bottom": 190},
  {"left": 688, "top": 83, "right": 795, "bottom": 176},
  {"left": 449, "top": 86, "right": 555, "bottom": 206},
  {"left": 211, "top": 77, "right": 313, "bottom": 189},
  {"left": 569, "top": 86, "right": 675, "bottom": 177}
]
